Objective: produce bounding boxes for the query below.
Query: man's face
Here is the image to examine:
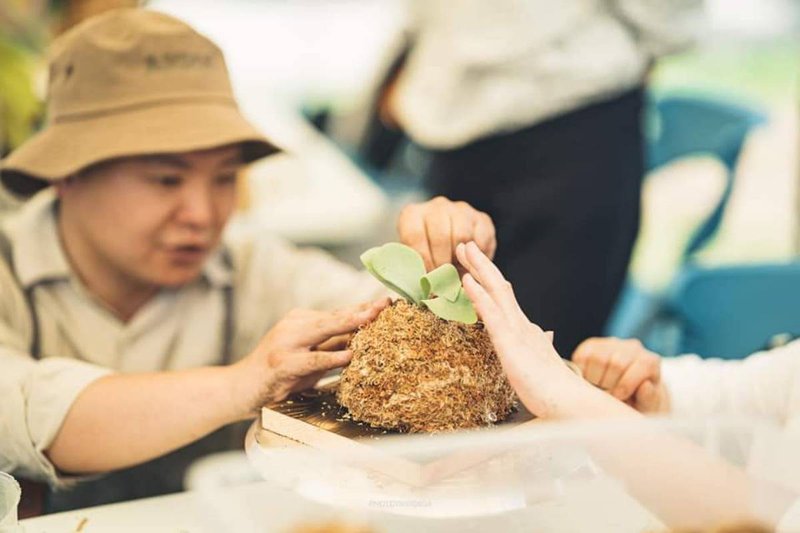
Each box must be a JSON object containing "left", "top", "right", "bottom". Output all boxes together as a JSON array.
[{"left": 59, "top": 145, "right": 243, "bottom": 288}]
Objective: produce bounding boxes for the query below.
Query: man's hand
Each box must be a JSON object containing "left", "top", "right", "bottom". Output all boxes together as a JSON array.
[
  {"left": 235, "top": 298, "right": 391, "bottom": 414},
  {"left": 47, "top": 298, "right": 391, "bottom": 475},
  {"left": 398, "top": 197, "right": 496, "bottom": 270},
  {"left": 572, "top": 337, "right": 670, "bottom": 414}
]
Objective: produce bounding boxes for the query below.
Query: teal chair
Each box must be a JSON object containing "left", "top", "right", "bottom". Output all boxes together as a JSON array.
[
  {"left": 605, "top": 94, "right": 768, "bottom": 358},
  {"left": 664, "top": 262, "right": 800, "bottom": 359}
]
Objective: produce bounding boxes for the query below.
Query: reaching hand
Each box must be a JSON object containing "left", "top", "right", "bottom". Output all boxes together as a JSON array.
[
  {"left": 398, "top": 197, "right": 496, "bottom": 271},
  {"left": 455, "top": 241, "right": 585, "bottom": 417}
]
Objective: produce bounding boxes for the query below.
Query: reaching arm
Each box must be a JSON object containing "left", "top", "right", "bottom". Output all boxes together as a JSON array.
[{"left": 455, "top": 241, "right": 796, "bottom": 529}]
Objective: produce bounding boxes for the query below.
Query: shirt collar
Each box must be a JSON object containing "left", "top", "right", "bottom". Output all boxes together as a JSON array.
[{"left": 3, "top": 190, "right": 233, "bottom": 289}]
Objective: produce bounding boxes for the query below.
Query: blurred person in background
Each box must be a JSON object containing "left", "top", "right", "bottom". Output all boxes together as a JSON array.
[
  {"left": 0, "top": 8, "right": 496, "bottom": 514},
  {"left": 379, "top": 0, "right": 703, "bottom": 357}
]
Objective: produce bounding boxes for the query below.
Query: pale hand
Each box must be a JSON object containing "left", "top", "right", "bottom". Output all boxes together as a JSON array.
[
  {"left": 572, "top": 337, "right": 670, "bottom": 414},
  {"left": 455, "top": 241, "right": 586, "bottom": 418}
]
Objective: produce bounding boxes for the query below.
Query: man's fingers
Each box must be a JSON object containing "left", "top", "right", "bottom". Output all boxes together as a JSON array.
[
  {"left": 313, "top": 333, "right": 352, "bottom": 352},
  {"left": 399, "top": 199, "right": 495, "bottom": 270},
  {"left": 290, "top": 370, "right": 329, "bottom": 394},
  {"left": 296, "top": 298, "right": 390, "bottom": 347},
  {"left": 425, "top": 206, "right": 454, "bottom": 268},
  {"left": 284, "top": 350, "right": 354, "bottom": 377},
  {"left": 451, "top": 210, "right": 475, "bottom": 258},
  {"left": 397, "top": 205, "right": 434, "bottom": 270},
  {"left": 472, "top": 213, "right": 497, "bottom": 259}
]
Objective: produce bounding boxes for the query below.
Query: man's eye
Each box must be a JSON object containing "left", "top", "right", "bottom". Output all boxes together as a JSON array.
[
  {"left": 154, "top": 176, "right": 182, "bottom": 187},
  {"left": 216, "top": 174, "right": 237, "bottom": 186}
]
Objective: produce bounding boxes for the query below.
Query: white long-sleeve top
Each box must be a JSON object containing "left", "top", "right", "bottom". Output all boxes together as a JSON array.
[
  {"left": 392, "top": 0, "right": 704, "bottom": 149},
  {"left": 662, "top": 340, "right": 800, "bottom": 433},
  {"left": 663, "top": 346, "right": 800, "bottom": 530}
]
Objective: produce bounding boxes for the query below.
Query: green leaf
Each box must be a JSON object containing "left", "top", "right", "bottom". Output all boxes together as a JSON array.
[
  {"left": 422, "top": 288, "right": 478, "bottom": 324},
  {"left": 420, "top": 263, "right": 461, "bottom": 302},
  {"left": 360, "top": 243, "right": 427, "bottom": 303}
]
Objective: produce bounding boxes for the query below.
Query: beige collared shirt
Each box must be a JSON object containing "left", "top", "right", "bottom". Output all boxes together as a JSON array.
[{"left": 0, "top": 191, "right": 384, "bottom": 485}]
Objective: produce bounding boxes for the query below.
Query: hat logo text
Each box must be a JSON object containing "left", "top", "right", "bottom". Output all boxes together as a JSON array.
[{"left": 145, "top": 52, "right": 213, "bottom": 70}]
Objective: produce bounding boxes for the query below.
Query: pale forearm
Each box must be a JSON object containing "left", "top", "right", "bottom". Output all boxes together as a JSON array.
[
  {"left": 46, "top": 365, "right": 250, "bottom": 474},
  {"left": 585, "top": 421, "right": 794, "bottom": 529},
  {"left": 509, "top": 356, "right": 642, "bottom": 422},
  {"left": 538, "top": 377, "right": 643, "bottom": 421},
  {"left": 540, "top": 380, "right": 782, "bottom": 527},
  {"left": 543, "top": 377, "right": 791, "bottom": 527}
]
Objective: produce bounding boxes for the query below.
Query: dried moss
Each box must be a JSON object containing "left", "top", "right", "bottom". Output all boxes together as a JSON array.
[{"left": 338, "top": 300, "right": 517, "bottom": 433}]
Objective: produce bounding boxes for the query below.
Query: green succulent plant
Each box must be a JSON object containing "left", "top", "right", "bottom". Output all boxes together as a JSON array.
[{"left": 361, "top": 242, "right": 477, "bottom": 324}]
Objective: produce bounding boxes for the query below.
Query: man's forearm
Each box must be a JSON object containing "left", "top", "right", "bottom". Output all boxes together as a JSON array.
[{"left": 46, "top": 365, "right": 250, "bottom": 474}]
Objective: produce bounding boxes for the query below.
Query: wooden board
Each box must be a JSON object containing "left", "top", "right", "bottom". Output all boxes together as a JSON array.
[{"left": 258, "top": 377, "right": 540, "bottom": 487}]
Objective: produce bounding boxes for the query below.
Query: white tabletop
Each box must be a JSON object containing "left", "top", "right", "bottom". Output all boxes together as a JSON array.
[
  {"left": 21, "top": 488, "right": 206, "bottom": 532},
  {"left": 21, "top": 478, "right": 663, "bottom": 533},
  {"left": 17, "top": 420, "right": 679, "bottom": 532},
  {"left": 17, "top": 418, "right": 800, "bottom": 531},
  {"left": 18, "top": 425, "right": 662, "bottom": 532}
]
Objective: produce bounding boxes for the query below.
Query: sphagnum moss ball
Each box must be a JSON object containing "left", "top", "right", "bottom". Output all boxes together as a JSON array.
[{"left": 337, "top": 300, "right": 517, "bottom": 433}]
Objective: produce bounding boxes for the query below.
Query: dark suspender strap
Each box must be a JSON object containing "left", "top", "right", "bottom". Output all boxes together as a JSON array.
[
  {"left": 0, "top": 231, "right": 41, "bottom": 359},
  {"left": 220, "top": 248, "right": 235, "bottom": 365},
  {"left": 24, "top": 286, "right": 41, "bottom": 359},
  {"left": 221, "top": 285, "right": 234, "bottom": 365}
]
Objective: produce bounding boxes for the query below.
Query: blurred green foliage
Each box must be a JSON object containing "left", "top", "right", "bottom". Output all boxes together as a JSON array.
[
  {"left": 0, "top": 39, "right": 42, "bottom": 154},
  {"left": 0, "top": 1, "right": 50, "bottom": 156}
]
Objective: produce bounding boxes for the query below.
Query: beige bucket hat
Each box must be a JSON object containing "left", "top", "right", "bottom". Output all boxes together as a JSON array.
[{"left": 1, "top": 8, "right": 279, "bottom": 196}]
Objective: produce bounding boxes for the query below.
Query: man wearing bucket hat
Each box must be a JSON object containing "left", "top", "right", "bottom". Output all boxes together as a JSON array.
[{"left": 0, "top": 9, "right": 497, "bottom": 512}]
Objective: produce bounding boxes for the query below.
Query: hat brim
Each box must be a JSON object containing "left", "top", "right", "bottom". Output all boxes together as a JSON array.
[{"left": 1, "top": 99, "right": 281, "bottom": 197}]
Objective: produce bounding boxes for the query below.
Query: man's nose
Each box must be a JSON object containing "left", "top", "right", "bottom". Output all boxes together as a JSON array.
[{"left": 176, "top": 183, "right": 215, "bottom": 229}]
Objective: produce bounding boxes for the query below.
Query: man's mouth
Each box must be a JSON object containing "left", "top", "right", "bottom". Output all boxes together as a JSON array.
[{"left": 166, "top": 244, "right": 209, "bottom": 263}]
